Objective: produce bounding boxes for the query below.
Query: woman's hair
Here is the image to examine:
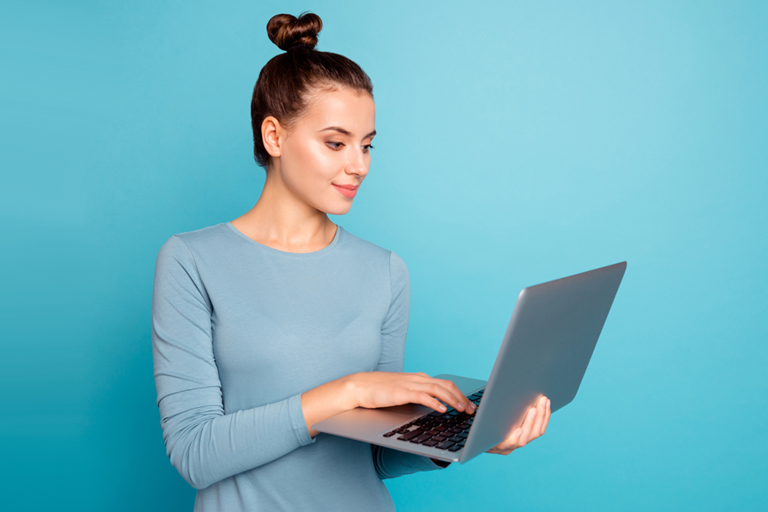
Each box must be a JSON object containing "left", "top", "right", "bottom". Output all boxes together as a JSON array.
[{"left": 251, "top": 12, "right": 374, "bottom": 170}]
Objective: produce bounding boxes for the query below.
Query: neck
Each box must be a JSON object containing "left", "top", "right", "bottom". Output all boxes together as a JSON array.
[{"left": 231, "top": 165, "right": 337, "bottom": 253}]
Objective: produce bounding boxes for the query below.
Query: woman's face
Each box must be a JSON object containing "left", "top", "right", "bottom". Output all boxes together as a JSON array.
[{"left": 272, "top": 87, "right": 376, "bottom": 216}]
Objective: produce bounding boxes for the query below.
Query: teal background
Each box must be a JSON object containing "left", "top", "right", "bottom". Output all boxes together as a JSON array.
[{"left": 2, "top": 1, "right": 766, "bottom": 510}]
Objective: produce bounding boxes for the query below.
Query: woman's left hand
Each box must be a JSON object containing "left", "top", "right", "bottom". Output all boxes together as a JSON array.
[{"left": 486, "top": 396, "right": 551, "bottom": 455}]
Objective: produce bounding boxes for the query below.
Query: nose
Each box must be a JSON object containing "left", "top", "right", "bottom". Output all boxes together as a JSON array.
[{"left": 345, "top": 146, "right": 369, "bottom": 177}]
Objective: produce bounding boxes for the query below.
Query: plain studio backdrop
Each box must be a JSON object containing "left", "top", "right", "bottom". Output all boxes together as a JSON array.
[{"left": 2, "top": 1, "right": 766, "bottom": 510}]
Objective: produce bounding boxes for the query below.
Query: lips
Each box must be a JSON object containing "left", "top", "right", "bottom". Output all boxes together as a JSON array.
[{"left": 333, "top": 183, "right": 358, "bottom": 198}]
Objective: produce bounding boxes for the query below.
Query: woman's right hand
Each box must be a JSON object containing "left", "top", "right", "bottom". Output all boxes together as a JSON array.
[
  {"left": 301, "top": 371, "right": 475, "bottom": 439},
  {"left": 346, "top": 371, "right": 476, "bottom": 415}
]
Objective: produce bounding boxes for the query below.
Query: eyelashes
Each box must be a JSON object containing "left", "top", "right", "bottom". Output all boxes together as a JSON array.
[{"left": 326, "top": 142, "right": 375, "bottom": 153}]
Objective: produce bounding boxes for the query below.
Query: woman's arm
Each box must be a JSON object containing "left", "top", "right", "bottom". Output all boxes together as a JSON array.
[{"left": 152, "top": 236, "right": 315, "bottom": 490}]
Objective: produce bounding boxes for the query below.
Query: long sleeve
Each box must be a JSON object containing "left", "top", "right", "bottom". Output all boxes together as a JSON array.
[
  {"left": 371, "top": 251, "right": 451, "bottom": 479},
  {"left": 151, "top": 236, "right": 315, "bottom": 490}
]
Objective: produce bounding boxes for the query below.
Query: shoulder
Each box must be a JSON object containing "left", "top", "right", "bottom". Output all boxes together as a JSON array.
[
  {"left": 157, "top": 223, "right": 231, "bottom": 258},
  {"left": 155, "top": 223, "right": 234, "bottom": 274},
  {"left": 169, "top": 222, "right": 232, "bottom": 251},
  {"left": 388, "top": 251, "right": 409, "bottom": 284}
]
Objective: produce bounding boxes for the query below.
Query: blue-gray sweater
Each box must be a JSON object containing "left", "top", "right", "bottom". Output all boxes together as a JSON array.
[{"left": 151, "top": 222, "right": 447, "bottom": 511}]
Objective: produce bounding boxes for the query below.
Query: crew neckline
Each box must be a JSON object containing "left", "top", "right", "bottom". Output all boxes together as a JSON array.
[{"left": 224, "top": 222, "right": 343, "bottom": 257}]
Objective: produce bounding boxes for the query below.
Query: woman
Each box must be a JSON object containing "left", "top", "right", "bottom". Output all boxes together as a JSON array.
[{"left": 151, "top": 12, "right": 550, "bottom": 511}]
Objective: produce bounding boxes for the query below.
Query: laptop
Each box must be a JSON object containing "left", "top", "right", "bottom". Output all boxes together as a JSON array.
[{"left": 311, "top": 261, "right": 627, "bottom": 464}]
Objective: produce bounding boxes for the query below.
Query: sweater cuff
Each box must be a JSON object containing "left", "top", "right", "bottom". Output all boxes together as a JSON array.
[{"left": 288, "top": 392, "right": 316, "bottom": 447}]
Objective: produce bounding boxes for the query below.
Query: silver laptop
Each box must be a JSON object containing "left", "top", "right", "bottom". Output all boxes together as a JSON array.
[{"left": 312, "top": 262, "right": 627, "bottom": 464}]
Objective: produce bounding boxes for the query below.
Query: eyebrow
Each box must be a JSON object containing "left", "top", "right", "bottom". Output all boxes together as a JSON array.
[{"left": 319, "top": 126, "right": 377, "bottom": 139}]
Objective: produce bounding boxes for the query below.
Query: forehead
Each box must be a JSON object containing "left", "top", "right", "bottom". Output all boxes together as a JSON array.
[{"left": 299, "top": 87, "right": 375, "bottom": 134}]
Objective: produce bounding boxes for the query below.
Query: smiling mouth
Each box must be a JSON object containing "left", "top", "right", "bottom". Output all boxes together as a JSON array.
[{"left": 333, "top": 184, "right": 358, "bottom": 198}]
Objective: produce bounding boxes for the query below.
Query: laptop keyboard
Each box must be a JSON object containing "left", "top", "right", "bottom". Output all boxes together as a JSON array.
[{"left": 382, "top": 388, "right": 484, "bottom": 452}]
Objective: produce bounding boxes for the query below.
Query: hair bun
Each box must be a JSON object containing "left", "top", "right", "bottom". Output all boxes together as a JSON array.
[{"left": 267, "top": 12, "right": 322, "bottom": 51}]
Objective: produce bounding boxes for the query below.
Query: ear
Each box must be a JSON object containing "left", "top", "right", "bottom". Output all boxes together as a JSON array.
[{"left": 261, "top": 116, "right": 285, "bottom": 159}]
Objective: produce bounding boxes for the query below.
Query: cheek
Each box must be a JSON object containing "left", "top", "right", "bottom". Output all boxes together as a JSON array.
[
  {"left": 305, "top": 144, "right": 339, "bottom": 178},
  {"left": 283, "top": 141, "right": 340, "bottom": 191}
]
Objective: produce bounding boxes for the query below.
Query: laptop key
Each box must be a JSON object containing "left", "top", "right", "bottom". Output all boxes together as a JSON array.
[
  {"left": 448, "top": 444, "right": 462, "bottom": 452},
  {"left": 397, "top": 429, "right": 424, "bottom": 441},
  {"left": 436, "top": 440, "right": 456, "bottom": 450},
  {"left": 410, "top": 434, "right": 432, "bottom": 444},
  {"left": 422, "top": 439, "right": 439, "bottom": 447}
]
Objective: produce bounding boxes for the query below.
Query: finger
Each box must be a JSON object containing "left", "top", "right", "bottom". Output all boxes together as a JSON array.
[
  {"left": 540, "top": 398, "right": 551, "bottom": 436},
  {"left": 413, "top": 381, "right": 468, "bottom": 413},
  {"left": 489, "top": 398, "right": 548, "bottom": 455},
  {"left": 408, "top": 375, "right": 472, "bottom": 414},
  {"left": 529, "top": 396, "right": 548, "bottom": 440},
  {"left": 409, "top": 391, "right": 448, "bottom": 413},
  {"left": 518, "top": 406, "right": 538, "bottom": 446},
  {"left": 486, "top": 427, "right": 523, "bottom": 455},
  {"left": 408, "top": 378, "right": 462, "bottom": 411},
  {"left": 406, "top": 375, "right": 475, "bottom": 414},
  {"left": 437, "top": 379, "right": 475, "bottom": 414}
]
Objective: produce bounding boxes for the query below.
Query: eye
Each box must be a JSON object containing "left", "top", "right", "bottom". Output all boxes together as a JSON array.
[
  {"left": 326, "top": 141, "right": 344, "bottom": 150},
  {"left": 363, "top": 144, "right": 375, "bottom": 153}
]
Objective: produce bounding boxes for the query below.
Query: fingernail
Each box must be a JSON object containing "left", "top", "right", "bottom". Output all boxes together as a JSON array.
[
  {"left": 439, "top": 404, "right": 446, "bottom": 411},
  {"left": 456, "top": 403, "right": 465, "bottom": 411},
  {"left": 547, "top": 399, "right": 551, "bottom": 409},
  {"left": 516, "top": 429, "right": 523, "bottom": 437},
  {"left": 530, "top": 409, "right": 537, "bottom": 418}
]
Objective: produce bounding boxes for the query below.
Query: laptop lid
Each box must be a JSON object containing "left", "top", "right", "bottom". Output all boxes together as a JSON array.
[{"left": 459, "top": 261, "right": 626, "bottom": 462}]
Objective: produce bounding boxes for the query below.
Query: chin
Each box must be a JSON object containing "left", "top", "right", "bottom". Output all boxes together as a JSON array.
[
  {"left": 325, "top": 205, "right": 352, "bottom": 215},
  {"left": 322, "top": 201, "right": 354, "bottom": 216}
]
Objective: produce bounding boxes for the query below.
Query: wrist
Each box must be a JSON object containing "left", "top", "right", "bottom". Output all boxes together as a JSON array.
[
  {"left": 338, "top": 372, "right": 361, "bottom": 410},
  {"left": 301, "top": 376, "right": 358, "bottom": 439}
]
